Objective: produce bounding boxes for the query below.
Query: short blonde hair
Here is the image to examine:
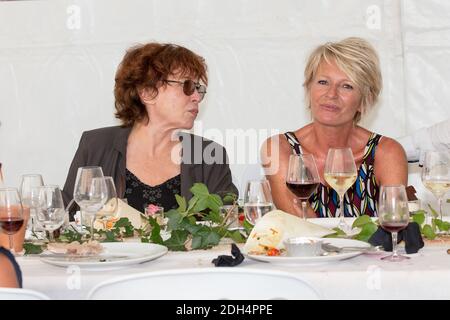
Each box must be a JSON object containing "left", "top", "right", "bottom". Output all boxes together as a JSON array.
[{"left": 303, "top": 37, "right": 382, "bottom": 123}]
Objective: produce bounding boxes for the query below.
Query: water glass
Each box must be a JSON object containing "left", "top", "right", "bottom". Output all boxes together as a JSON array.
[
  {"left": 35, "top": 186, "right": 66, "bottom": 242},
  {"left": 243, "top": 180, "right": 274, "bottom": 225},
  {"left": 19, "top": 174, "right": 44, "bottom": 237}
]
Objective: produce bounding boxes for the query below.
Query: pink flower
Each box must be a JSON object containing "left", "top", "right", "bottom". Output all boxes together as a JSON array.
[{"left": 145, "top": 204, "right": 163, "bottom": 216}]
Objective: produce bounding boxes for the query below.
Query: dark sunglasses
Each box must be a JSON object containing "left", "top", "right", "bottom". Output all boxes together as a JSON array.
[{"left": 163, "top": 79, "right": 207, "bottom": 101}]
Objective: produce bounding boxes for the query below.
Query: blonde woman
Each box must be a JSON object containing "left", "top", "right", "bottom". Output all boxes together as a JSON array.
[{"left": 262, "top": 37, "right": 407, "bottom": 218}]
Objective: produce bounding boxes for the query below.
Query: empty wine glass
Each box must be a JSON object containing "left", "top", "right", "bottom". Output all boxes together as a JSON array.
[
  {"left": 243, "top": 180, "right": 274, "bottom": 225},
  {"left": 421, "top": 151, "right": 450, "bottom": 221},
  {"left": 0, "top": 188, "right": 25, "bottom": 253},
  {"left": 286, "top": 154, "right": 320, "bottom": 220},
  {"left": 19, "top": 174, "right": 44, "bottom": 238},
  {"left": 73, "top": 166, "right": 106, "bottom": 238},
  {"left": 378, "top": 185, "right": 410, "bottom": 261},
  {"left": 324, "top": 148, "right": 357, "bottom": 231},
  {"left": 94, "top": 177, "right": 118, "bottom": 230},
  {"left": 35, "top": 185, "right": 66, "bottom": 242}
]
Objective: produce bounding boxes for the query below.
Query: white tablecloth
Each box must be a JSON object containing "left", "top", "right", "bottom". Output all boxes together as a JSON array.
[{"left": 17, "top": 242, "right": 450, "bottom": 300}]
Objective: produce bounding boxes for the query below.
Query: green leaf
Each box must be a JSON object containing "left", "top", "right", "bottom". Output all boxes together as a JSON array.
[
  {"left": 353, "top": 223, "right": 378, "bottom": 242},
  {"left": 175, "top": 194, "right": 187, "bottom": 213},
  {"left": 114, "top": 217, "right": 132, "bottom": 228},
  {"left": 434, "top": 219, "right": 450, "bottom": 232},
  {"left": 422, "top": 224, "right": 436, "bottom": 240},
  {"left": 226, "top": 230, "right": 246, "bottom": 243},
  {"left": 412, "top": 212, "right": 425, "bottom": 226},
  {"left": 428, "top": 204, "right": 439, "bottom": 219},
  {"left": 191, "top": 196, "right": 210, "bottom": 213},
  {"left": 222, "top": 192, "right": 238, "bottom": 205},
  {"left": 166, "top": 210, "right": 184, "bottom": 230},
  {"left": 163, "top": 230, "right": 189, "bottom": 251},
  {"left": 103, "top": 230, "right": 119, "bottom": 242},
  {"left": 323, "top": 227, "right": 348, "bottom": 238},
  {"left": 192, "top": 230, "right": 221, "bottom": 249},
  {"left": 186, "top": 195, "right": 199, "bottom": 214},
  {"left": 149, "top": 224, "right": 164, "bottom": 245},
  {"left": 352, "top": 215, "right": 373, "bottom": 228},
  {"left": 207, "top": 194, "right": 223, "bottom": 212},
  {"left": 243, "top": 218, "right": 254, "bottom": 234},
  {"left": 23, "top": 243, "right": 44, "bottom": 255},
  {"left": 180, "top": 219, "right": 203, "bottom": 234},
  {"left": 204, "top": 210, "right": 222, "bottom": 224},
  {"left": 191, "top": 235, "right": 203, "bottom": 250},
  {"left": 190, "top": 183, "right": 210, "bottom": 197}
]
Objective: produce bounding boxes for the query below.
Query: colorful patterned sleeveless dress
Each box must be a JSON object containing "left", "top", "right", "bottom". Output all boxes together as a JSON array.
[{"left": 284, "top": 131, "right": 382, "bottom": 217}]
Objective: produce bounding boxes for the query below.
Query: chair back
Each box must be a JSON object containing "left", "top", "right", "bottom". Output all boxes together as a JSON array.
[
  {"left": 88, "top": 268, "right": 321, "bottom": 300},
  {"left": 0, "top": 288, "right": 50, "bottom": 300}
]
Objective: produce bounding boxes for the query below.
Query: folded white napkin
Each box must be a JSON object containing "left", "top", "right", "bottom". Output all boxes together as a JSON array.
[
  {"left": 243, "top": 210, "right": 334, "bottom": 255},
  {"left": 94, "top": 198, "right": 145, "bottom": 230}
]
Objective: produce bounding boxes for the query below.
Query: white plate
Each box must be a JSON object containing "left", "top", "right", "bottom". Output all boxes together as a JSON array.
[
  {"left": 40, "top": 242, "right": 168, "bottom": 270},
  {"left": 246, "top": 238, "right": 370, "bottom": 265}
]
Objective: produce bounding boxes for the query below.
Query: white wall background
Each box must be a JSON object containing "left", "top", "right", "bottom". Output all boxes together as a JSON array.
[{"left": 0, "top": 0, "right": 449, "bottom": 206}]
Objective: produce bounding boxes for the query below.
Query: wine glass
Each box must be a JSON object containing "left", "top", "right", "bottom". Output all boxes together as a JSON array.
[
  {"left": 73, "top": 166, "right": 106, "bottom": 238},
  {"left": 243, "top": 180, "right": 274, "bottom": 225},
  {"left": 421, "top": 151, "right": 450, "bottom": 221},
  {"left": 286, "top": 154, "right": 320, "bottom": 220},
  {"left": 324, "top": 148, "right": 357, "bottom": 231},
  {"left": 0, "top": 188, "right": 25, "bottom": 253},
  {"left": 378, "top": 185, "right": 410, "bottom": 261},
  {"left": 19, "top": 174, "right": 44, "bottom": 238},
  {"left": 35, "top": 185, "right": 66, "bottom": 242},
  {"left": 95, "top": 177, "right": 118, "bottom": 230}
]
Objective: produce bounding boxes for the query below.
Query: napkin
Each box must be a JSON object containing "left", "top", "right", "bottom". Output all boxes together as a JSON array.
[
  {"left": 212, "top": 244, "right": 244, "bottom": 267},
  {"left": 94, "top": 198, "right": 146, "bottom": 230},
  {"left": 368, "top": 222, "right": 424, "bottom": 254},
  {"left": 242, "top": 210, "right": 334, "bottom": 255}
]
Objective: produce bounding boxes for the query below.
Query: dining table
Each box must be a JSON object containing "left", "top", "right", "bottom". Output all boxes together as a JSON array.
[{"left": 17, "top": 232, "right": 450, "bottom": 300}]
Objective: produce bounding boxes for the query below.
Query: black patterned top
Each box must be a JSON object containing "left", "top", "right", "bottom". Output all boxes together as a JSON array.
[{"left": 124, "top": 168, "right": 181, "bottom": 213}]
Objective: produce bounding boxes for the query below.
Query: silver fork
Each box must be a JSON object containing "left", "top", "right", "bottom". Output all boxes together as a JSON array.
[{"left": 322, "top": 243, "right": 383, "bottom": 253}]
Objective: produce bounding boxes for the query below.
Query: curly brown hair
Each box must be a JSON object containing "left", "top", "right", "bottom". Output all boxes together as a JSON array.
[{"left": 114, "top": 43, "right": 208, "bottom": 127}]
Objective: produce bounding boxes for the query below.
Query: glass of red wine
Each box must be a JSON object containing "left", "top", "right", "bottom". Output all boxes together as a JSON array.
[
  {"left": 378, "top": 185, "right": 410, "bottom": 261},
  {"left": 0, "top": 188, "right": 24, "bottom": 254},
  {"left": 286, "top": 154, "right": 320, "bottom": 220}
]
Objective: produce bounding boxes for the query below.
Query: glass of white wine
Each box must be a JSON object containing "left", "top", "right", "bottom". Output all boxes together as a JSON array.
[
  {"left": 324, "top": 148, "right": 357, "bottom": 231},
  {"left": 421, "top": 151, "right": 450, "bottom": 221}
]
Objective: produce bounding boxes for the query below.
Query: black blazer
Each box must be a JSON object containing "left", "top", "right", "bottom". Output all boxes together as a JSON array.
[{"left": 62, "top": 126, "right": 238, "bottom": 213}]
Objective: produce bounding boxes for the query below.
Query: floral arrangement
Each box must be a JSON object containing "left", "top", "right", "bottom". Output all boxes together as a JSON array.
[{"left": 24, "top": 183, "right": 245, "bottom": 254}]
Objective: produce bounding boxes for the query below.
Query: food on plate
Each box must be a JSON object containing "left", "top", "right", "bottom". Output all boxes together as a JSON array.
[
  {"left": 47, "top": 240, "right": 104, "bottom": 256},
  {"left": 243, "top": 210, "right": 334, "bottom": 256}
]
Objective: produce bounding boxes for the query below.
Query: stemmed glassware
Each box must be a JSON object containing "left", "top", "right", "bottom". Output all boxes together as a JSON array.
[
  {"left": 73, "top": 166, "right": 107, "bottom": 239},
  {"left": 0, "top": 188, "right": 25, "bottom": 253},
  {"left": 378, "top": 185, "right": 410, "bottom": 261},
  {"left": 243, "top": 180, "right": 274, "bottom": 225},
  {"left": 19, "top": 174, "right": 44, "bottom": 238},
  {"left": 421, "top": 151, "right": 450, "bottom": 221},
  {"left": 324, "top": 148, "right": 357, "bottom": 231},
  {"left": 35, "top": 185, "right": 66, "bottom": 242},
  {"left": 286, "top": 154, "right": 320, "bottom": 220},
  {"left": 94, "top": 176, "right": 118, "bottom": 230}
]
